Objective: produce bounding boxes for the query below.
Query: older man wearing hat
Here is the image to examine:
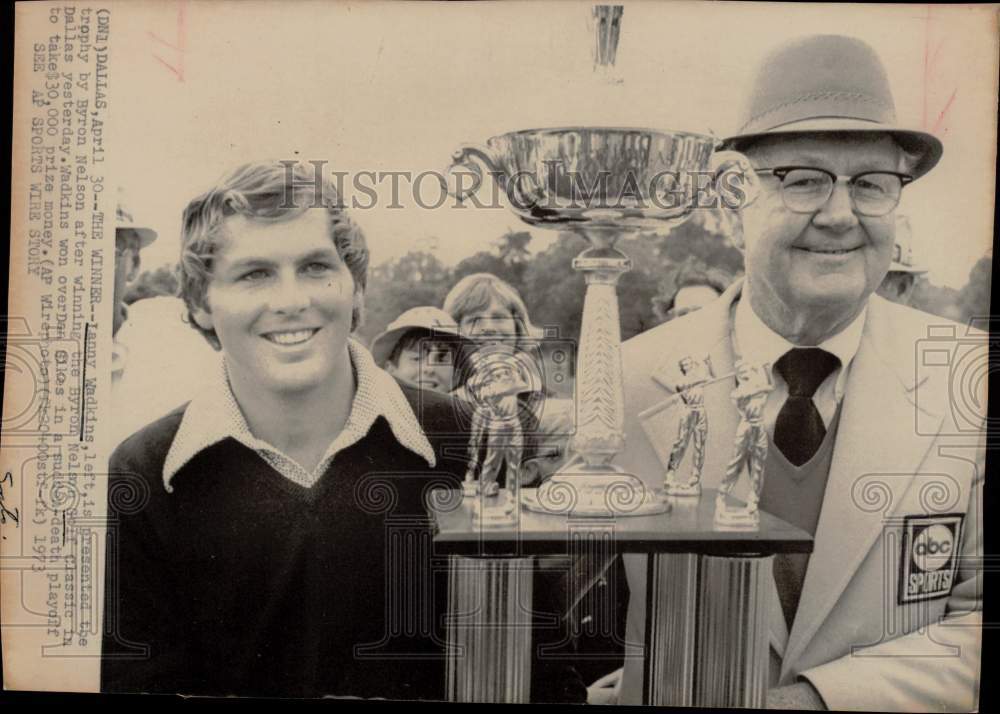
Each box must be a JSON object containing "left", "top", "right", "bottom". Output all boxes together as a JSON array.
[
  {"left": 612, "top": 35, "right": 984, "bottom": 710},
  {"left": 877, "top": 215, "right": 927, "bottom": 306}
]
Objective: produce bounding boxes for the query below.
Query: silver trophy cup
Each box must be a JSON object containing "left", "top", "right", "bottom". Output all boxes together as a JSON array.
[{"left": 448, "top": 128, "right": 749, "bottom": 516}]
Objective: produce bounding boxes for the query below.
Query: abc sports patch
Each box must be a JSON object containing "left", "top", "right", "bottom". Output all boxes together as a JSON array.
[{"left": 898, "top": 514, "right": 964, "bottom": 605}]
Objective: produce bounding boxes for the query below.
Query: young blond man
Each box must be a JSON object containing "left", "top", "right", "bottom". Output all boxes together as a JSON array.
[{"left": 101, "top": 161, "right": 468, "bottom": 698}]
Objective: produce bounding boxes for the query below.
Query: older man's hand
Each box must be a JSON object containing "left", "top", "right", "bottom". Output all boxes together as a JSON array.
[
  {"left": 766, "top": 680, "right": 827, "bottom": 710},
  {"left": 586, "top": 667, "right": 622, "bottom": 705}
]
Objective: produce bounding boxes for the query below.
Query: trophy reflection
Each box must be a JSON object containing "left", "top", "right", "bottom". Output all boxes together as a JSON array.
[
  {"left": 715, "top": 360, "right": 774, "bottom": 527},
  {"left": 463, "top": 345, "right": 528, "bottom": 527},
  {"left": 663, "top": 355, "right": 713, "bottom": 497}
]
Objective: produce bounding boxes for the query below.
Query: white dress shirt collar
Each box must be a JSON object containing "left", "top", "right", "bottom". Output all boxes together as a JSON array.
[
  {"left": 162, "top": 338, "right": 436, "bottom": 492},
  {"left": 734, "top": 286, "right": 867, "bottom": 401}
]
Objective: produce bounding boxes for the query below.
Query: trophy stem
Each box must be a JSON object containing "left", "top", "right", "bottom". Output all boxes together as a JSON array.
[
  {"left": 568, "top": 232, "right": 630, "bottom": 466},
  {"left": 526, "top": 230, "right": 667, "bottom": 517}
]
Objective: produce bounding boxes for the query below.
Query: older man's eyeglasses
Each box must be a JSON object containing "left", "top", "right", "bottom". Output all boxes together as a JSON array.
[{"left": 754, "top": 167, "right": 913, "bottom": 217}]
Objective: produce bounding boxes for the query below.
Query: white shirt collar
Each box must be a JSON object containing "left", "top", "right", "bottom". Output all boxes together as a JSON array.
[
  {"left": 162, "top": 338, "right": 436, "bottom": 492},
  {"left": 734, "top": 286, "right": 867, "bottom": 398}
]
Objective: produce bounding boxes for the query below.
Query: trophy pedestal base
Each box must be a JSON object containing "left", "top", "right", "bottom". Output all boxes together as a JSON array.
[
  {"left": 664, "top": 481, "right": 702, "bottom": 498},
  {"left": 472, "top": 490, "right": 517, "bottom": 528},
  {"left": 522, "top": 463, "right": 669, "bottom": 517},
  {"left": 713, "top": 501, "right": 760, "bottom": 529}
]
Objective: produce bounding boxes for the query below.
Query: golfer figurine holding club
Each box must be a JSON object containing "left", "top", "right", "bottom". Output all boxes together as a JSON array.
[
  {"left": 462, "top": 347, "right": 527, "bottom": 522},
  {"left": 663, "top": 355, "right": 714, "bottom": 496},
  {"left": 715, "top": 359, "right": 774, "bottom": 527}
]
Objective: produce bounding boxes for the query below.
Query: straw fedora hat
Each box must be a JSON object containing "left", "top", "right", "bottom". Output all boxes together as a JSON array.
[{"left": 721, "top": 35, "right": 943, "bottom": 179}]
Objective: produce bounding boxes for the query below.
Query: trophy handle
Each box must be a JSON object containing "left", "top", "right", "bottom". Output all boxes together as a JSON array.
[
  {"left": 446, "top": 144, "right": 506, "bottom": 201},
  {"left": 710, "top": 150, "right": 761, "bottom": 211}
]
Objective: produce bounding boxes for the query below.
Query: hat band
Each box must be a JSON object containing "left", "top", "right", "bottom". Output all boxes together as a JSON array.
[{"left": 741, "top": 91, "right": 896, "bottom": 135}]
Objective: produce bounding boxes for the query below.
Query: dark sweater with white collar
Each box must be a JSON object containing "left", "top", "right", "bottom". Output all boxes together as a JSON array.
[{"left": 101, "top": 383, "right": 470, "bottom": 699}]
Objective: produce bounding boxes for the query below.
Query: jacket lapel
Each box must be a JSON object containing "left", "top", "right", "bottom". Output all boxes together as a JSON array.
[{"left": 779, "top": 300, "right": 944, "bottom": 679}]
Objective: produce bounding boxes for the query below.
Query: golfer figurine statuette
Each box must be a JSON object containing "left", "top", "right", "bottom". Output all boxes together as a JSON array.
[
  {"left": 663, "top": 355, "right": 714, "bottom": 497},
  {"left": 462, "top": 346, "right": 527, "bottom": 526},
  {"left": 715, "top": 360, "right": 774, "bottom": 527}
]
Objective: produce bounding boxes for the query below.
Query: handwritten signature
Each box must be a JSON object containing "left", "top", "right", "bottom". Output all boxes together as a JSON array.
[{"left": 0, "top": 471, "right": 20, "bottom": 538}]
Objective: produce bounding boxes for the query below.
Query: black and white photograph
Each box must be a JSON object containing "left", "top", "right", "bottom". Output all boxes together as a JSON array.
[{"left": 2, "top": 1, "right": 995, "bottom": 708}]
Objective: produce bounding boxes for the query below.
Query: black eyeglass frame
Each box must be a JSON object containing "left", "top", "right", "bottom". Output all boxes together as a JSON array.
[{"left": 754, "top": 166, "right": 914, "bottom": 217}]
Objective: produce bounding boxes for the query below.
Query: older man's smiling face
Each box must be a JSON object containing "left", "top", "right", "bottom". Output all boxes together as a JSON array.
[{"left": 740, "top": 134, "right": 903, "bottom": 338}]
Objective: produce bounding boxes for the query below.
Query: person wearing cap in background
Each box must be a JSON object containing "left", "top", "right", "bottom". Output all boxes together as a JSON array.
[
  {"left": 876, "top": 215, "right": 926, "bottom": 306},
  {"left": 370, "top": 306, "right": 469, "bottom": 394},
  {"left": 111, "top": 192, "right": 221, "bottom": 448},
  {"left": 113, "top": 192, "right": 158, "bottom": 337},
  {"left": 606, "top": 35, "right": 983, "bottom": 710}
]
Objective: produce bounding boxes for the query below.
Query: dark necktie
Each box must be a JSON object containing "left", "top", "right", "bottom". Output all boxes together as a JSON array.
[{"left": 773, "top": 348, "right": 840, "bottom": 466}]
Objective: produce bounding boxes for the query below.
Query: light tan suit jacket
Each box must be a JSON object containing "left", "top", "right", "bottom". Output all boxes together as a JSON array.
[{"left": 616, "top": 281, "right": 984, "bottom": 711}]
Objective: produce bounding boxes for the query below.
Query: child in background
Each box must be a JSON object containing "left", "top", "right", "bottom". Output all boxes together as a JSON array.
[
  {"left": 443, "top": 272, "right": 536, "bottom": 343},
  {"left": 443, "top": 273, "right": 545, "bottom": 403},
  {"left": 371, "top": 306, "right": 468, "bottom": 394}
]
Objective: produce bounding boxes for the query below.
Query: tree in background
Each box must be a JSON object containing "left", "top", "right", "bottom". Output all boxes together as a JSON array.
[
  {"left": 507, "top": 231, "right": 668, "bottom": 341},
  {"left": 646, "top": 209, "right": 744, "bottom": 322},
  {"left": 958, "top": 252, "right": 992, "bottom": 323},
  {"left": 452, "top": 230, "right": 532, "bottom": 288},
  {"left": 123, "top": 265, "right": 180, "bottom": 305},
  {"left": 652, "top": 209, "right": 745, "bottom": 278},
  {"left": 910, "top": 279, "right": 964, "bottom": 322},
  {"left": 357, "top": 249, "right": 453, "bottom": 345},
  {"left": 495, "top": 230, "right": 532, "bottom": 272},
  {"left": 519, "top": 233, "right": 587, "bottom": 339}
]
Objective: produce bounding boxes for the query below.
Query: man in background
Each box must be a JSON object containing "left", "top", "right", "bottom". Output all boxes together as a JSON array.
[
  {"left": 653, "top": 266, "right": 732, "bottom": 323},
  {"left": 110, "top": 191, "right": 220, "bottom": 448},
  {"left": 111, "top": 192, "right": 157, "bottom": 338},
  {"left": 876, "top": 215, "right": 926, "bottom": 306}
]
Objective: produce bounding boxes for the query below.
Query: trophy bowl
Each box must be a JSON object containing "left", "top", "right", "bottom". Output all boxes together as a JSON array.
[{"left": 450, "top": 127, "right": 719, "bottom": 233}]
